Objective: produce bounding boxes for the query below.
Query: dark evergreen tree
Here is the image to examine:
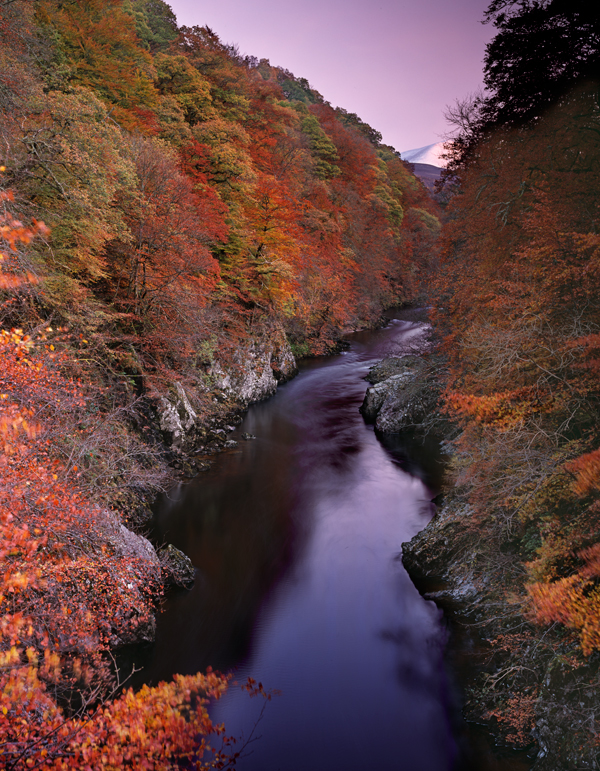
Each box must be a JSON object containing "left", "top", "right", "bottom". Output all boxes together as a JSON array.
[
  {"left": 482, "top": 0, "right": 600, "bottom": 126},
  {"left": 442, "top": 0, "right": 600, "bottom": 178}
]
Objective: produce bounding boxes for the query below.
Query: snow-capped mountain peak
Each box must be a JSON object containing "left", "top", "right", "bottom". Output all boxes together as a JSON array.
[{"left": 401, "top": 142, "right": 447, "bottom": 168}]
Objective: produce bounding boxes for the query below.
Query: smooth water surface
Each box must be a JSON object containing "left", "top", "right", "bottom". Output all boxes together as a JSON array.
[{"left": 140, "top": 313, "right": 530, "bottom": 771}]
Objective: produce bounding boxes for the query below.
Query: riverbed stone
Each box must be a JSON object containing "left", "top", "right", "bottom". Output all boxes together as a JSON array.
[
  {"left": 158, "top": 543, "right": 196, "bottom": 589},
  {"left": 366, "top": 355, "right": 423, "bottom": 384}
]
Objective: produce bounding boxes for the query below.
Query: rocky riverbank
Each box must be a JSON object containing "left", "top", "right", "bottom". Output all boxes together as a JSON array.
[
  {"left": 362, "top": 349, "right": 600, "bottom": 771},
  {"left": 103, "top": 325, "right": 298, "bottom": 644},
  {"left": 402, "top": 487, "right": 600, "bottom": 770}
]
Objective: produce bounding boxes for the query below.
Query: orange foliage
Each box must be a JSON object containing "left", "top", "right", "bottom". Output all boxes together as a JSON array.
[
  {"left": 446, "top": 387, "right": 549, "bottom": 428},
  {"left": 484, "top": 692, "right": 537, "bottom": 747},
  {"left": 0, "top": 188, "right": 48, "bottom": 290},
  {"left": 528, "top": 544, "right": 600, "bottom": 656},
  {"left": 35, "top": 0, "right": 160, "bottom": 133},
  {"left": 566, "top": 449, "right": 600, "bottom": 498}
]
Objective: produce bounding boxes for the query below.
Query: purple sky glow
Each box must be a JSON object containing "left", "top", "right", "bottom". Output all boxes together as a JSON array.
[{"left": 166, "top": 0, "right": 494, "bottom": 154}]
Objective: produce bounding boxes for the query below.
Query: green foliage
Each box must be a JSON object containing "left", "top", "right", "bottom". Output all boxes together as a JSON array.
[
  {"left": 21, "top": 88, "right": 136, "bottom": 282},
  {"left": 336, "top": 107, "right": 382, "bottom": 146},
  {"left": 131, "top": 0, "right": 178, "bottom": 52},
  {"left": 407, "top": 207, "right": 440, "bottom": 236},
  {"left": 299, "top": 112, "right": 341, "bottom": 179},
  {"left": 35, "top": 0, "right": 159, "bottom": 131},
  {"left": 154, "top": 52, "right": 215, "bottom": 124},
  {"left": 279, "top": 75, "right": 324, "bottom": 104}
]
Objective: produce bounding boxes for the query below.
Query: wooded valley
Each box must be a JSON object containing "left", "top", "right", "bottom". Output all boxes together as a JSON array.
[{"left": 1, "top": 0, "right": 600, "bottom": 767}]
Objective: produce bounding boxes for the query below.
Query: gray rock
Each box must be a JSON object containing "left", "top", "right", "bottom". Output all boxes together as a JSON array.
[
  {"left": 375, "top": 380, "right": 433, "bottom": 431},
  {"left": 94, "top": 511, "right": 161, "bottom": 646},
  {"left": 158, "top": 543, "right": 196, "bottom": 589},
  {"left": 157, "top": 381, "right": 198, "bottom": 448},
  {"left": 360, "top": 372, "right": 415, "bottom": 421},
  {"left": 366, "top": 355, "right": 423, "bottom": 384},
  {"left": 401, "top": 501, "right": 486, "bottom": 607},
  {"left": 360, "top": 356, "right": 437, "bottom": 432},
  {"left": 103, "top": 513, "right": 161, "bottom": 569},
  {"left": 209, "top": 328, "right": 297, "bottom": 407}
]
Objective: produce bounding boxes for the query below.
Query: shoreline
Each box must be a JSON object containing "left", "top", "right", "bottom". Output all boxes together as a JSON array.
[{"left": 379, "top": 354, "right": 600, "bottom": 771}]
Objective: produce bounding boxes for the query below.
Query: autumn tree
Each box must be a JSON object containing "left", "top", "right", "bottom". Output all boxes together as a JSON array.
[{"left": 35, "top": 0, "right": 160, "bottom": 131}]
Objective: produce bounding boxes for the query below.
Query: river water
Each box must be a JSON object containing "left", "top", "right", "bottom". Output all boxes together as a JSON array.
[{"left": 140, "top": 310, "right": 532, "bottom": 771}]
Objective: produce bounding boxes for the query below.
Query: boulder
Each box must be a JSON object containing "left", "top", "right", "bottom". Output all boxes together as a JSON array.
[
  {"left": 360, "top": 372, "right": 414, "bottom": 421},
  {"left": 158, "top": 543, "right": 196, "bottom": 589},
  {"left": 360, "top": 356, "right": 437, "bottom": 432},
  {"left": 366, "top": 355, "right": 423, "bottom": 384},
  {"left": 95, "top": 511, "right": 162, "bottom": 646}
]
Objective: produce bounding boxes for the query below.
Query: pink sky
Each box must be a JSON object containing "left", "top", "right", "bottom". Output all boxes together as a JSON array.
[{"left": 166, "top": 0, "right": 494, "bottom": 154}]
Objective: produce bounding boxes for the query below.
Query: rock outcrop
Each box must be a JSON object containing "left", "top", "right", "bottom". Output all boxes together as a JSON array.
[
  {"left": 401, "top": 500, "right": 486, "bottom": 608},
  {"left": 210, "top": 332, "right": 297, "bottom": 407},
  {"left": 99, "top": 511, "right": 162, "bottom": 645},
  {"left": 125, "top": 327, "right": 297, "bottom": 641},
  {"left": 401, "top": 492, "right": 600, "bottom": 770},
  {"left": 157, "top": 381, "right": 199, "bottom": 449},
  {"left": 360, "top": 355, "right": 439, "bottom": 432},
  {"left": 154, "top": 328, "right": 297, "bottom": 453}
]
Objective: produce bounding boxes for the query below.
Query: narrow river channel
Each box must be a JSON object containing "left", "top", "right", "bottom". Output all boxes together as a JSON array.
[{"left": 136, "top": 310, "right": 532, "bottom": 771}]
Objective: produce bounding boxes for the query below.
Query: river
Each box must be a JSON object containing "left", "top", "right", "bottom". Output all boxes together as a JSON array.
[{"left": 137, "top": 309, "right": 532, "bottom": 771}]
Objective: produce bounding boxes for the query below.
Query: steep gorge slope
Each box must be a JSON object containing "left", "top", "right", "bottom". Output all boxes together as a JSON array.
[{"left": 0, "top": 1, "right": 440, "bottom": 765}]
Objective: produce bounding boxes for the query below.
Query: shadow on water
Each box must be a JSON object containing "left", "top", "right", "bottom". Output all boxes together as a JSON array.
[
  {"left": 376, "top": 427, "right": 448, "bottom": 493},
  {"left": 119, "top": 309, "right": 533, "bottom": 771},
  {"left": 122, "top": 406, "right": 309, "bottom": 682}
]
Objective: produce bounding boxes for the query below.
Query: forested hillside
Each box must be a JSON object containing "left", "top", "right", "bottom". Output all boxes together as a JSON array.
[
  {"left": 424, "top": 0, "right": 600, "bottom": 764},
  {"left": 0, "top": 0, "right": 439, "bottom": 766}
]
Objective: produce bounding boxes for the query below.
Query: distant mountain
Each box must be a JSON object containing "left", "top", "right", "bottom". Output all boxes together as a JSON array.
[
  {"left": 410, "top": 163, "right": 441, "bottom": 192},
  {"left": 401, "top": 142, "right": 447, "bottom": 191},
  {"left": 401, "top": 142, "right": 447, "bottom": 167}
]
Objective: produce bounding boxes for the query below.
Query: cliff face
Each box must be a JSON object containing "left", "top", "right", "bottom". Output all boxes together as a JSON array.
[
  {"left": 155, "top": 327, "right": 297, "bottom": 453},
  {"left": 120, "top": 325, "right": 298, "bottom": 642},
  {"left": 209, "top": 332, "right": 297, "bottom": 408}
]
